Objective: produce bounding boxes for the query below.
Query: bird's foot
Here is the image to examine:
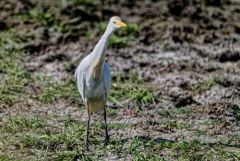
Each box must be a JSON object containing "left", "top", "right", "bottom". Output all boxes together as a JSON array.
[{"left": 103, "top": 135, "right": 110, "bottom": 146}]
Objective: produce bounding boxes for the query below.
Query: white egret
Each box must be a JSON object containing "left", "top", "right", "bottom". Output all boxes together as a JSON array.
[{"left": 75, "top": 16, "right": 127, "bottom": 149}]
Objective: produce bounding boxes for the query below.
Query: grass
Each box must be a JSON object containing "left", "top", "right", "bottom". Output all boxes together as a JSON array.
[
  {"left": 2, "top": 117, "right": 238, "bottom": 161},
  {"left": 5, "top": 115, "right": 46, "bottom": 132},
  {"left": 36, "top": 73, "right": 154, "bottom": 107},
  {"left": 119, "top": 137, "right": 239, "bottom": 161},
  {"left": 0, "top": 30, "right": 32, "bottom": 107},
  {"left": 25, "top": 9, "right": 67, "bottom": 32},
  {"left": 198, "top": 119, "right": 223, "bottom": 126},
  {"left": 161, "top": 120, "right": 190, "bottom": 129},
  {"left": 110, "top": 23, "right": 142, "bottom": 48},
  {"left": 194, "top": 129, "right": 209, "bottom": 136},
  {"left": 233, "top": 105, "right": 240, "bottom": 120},
  {"left": 191, "top": 77, "right": 219, "bottom": 93},
  {"left": 110, "top": 72, "right": 156, "bottom": 107},
  {"left": 73, "top": 0, "right": 96, "bottom": 6},
  {"left": 0, "top": 155, "right": 12, "bottom": 161},
  {"left": 1, "top": 110, "right": 239, "bottom": 160},
  {"left": 158, "top": 106, "right": 197, "bottom": 118},
  {"left": 37, "top": 79, "right": 80, "bottom": 104}
]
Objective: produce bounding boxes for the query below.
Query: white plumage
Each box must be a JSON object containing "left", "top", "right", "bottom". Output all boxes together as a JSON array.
[{"left": 74, "top": 16, "right": 127, "bottom": 149}]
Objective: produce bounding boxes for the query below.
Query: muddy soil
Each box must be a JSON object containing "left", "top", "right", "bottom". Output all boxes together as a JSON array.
[{"left": 2, "top": 0, "right": 239, "bottom": 104}]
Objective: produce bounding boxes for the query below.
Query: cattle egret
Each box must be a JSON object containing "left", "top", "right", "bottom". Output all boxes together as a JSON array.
[{"left": 75, "top": 16, "right": 127, "bottom": 149}]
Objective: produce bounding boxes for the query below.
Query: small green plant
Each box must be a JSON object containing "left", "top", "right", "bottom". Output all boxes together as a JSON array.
[
  {"left": 21, "top": 135, "right": 42, "bottom": 148},
  {"left": 54, "top": 151, "right": 91, "bottom": 161},
  {"left": 198, "top": 119, "right": 223, "bottom": 126},
  {"left": 233, "top": 105, "right": 240, "bottom": 120},
  {"left": 73, "top": 0, "right": 96, "bottom": 6},
  {"left": 110, "top": 23, "right": 141, "bottom": 48},
  {"left": 195, "top": 129, "right": 208, "bottom": 136},
  {"left": 5, "top": 115, "right": 46, "bottom": 132},
  {"left": 38, "top": 79, "right": 80, "bottom": 104},
  {"left": 0, "top": 155, "right": 11, "bottom": 161},
  {"left": 109, "top": 35, "right": 128, "bottom": 48},
  {"left": 28, "top": 9, "right": 55, "bottom": 26},
  {"left": 128, "top": 85, "right": 155, "bottom": 104},
  {"left": 16, "top": 9, "right": 66, "bottom": 32},
  {"left": 192, "top": 78, "right": 217, "bottom": 93},
  {"left": 110, "top": 73, "right": 156, "bottom": 107},
  {"left": 159, "top": 119, "right": 190, "bottom": 129},
  {"left": 0, "top": 30, "right": 31, "bottom": 106},
  {"left": 87, "top": 23, "right": 142, "bottom": 48},
  {"left": 116, "top": 23, "right": 142, "bottom": 36}
]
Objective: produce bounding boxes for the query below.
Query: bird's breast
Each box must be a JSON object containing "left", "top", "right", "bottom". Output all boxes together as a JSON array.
[
  {"left": 85, "top": 79, "right": 106, "bottom": 100},
  {"left": 85, "top": 79, "right": 107, "bottom": 113}
]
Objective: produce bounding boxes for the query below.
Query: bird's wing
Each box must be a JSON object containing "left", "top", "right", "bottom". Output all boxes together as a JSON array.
[
  {"left": 74, "top": 64, "right": 80, "bottom": 80},
  {"left": 75, "top": 59, "right": 87, "bottom": 102},
  {"left": 104, "top": 63, "right": 111, "bottom": 97}
]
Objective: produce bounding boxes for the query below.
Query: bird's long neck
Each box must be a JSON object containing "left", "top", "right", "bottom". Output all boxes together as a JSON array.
[{"left": 90, "top": 25, "right": 114, "bottom": 78}]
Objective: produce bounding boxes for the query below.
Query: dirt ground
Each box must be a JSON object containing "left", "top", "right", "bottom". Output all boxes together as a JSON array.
[{"left": 0, "top": 0, "right": 239, "bottom": 160}]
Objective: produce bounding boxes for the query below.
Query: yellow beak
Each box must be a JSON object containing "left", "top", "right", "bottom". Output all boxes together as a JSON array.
[{"left": 115, "top": 21, "right": 127, "bottom": 27}]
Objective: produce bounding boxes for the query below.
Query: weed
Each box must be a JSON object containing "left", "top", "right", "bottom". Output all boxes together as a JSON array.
[
  {"left": 109, "top": 35, "right": 128, "bottom": 48},
  {"left": 0, "top": 155, "right": 12, "bottom": 161},
  {"left": 116, "top": 23, "right": 142, "bottom": 36},
  {"left": 20, "top": 134, "right": 42, "bottom": 149},
  {"left": 0, "top": 30, "right": 31, "bottom": 106},
  {"left": 106, "top": 107, "right": 118, "bottom": 117},
  {"left": 111, "top": 81, "right": 155, "bottom": 107},
  {"left": 110, "top": 23, "right": 141, "bottom": 48},
  {"left": 198, "top": 119, "right": 223, "bottom": 126},
  {"left": 73, "top": 0, "right": 96, "bottom": 6},
  {"left": 38, "top": 79, "right": 80, "bottom": 104},
  {"left": 28, "top": 9, "right": 56, "bottom": 27},
  {"left": 195, "top": 129, "right": 208, "bottom": 136},
  {"left": 5, "top": 115, "right": 46, "bottom": 132},
  {"left": 15, "top": 8, "right": 66, "bottom": 32},
  {"left": 87, "top": 22, "right": 142, "bottom": 48},
  {"left": 192, "top": 78, "right": 217, "bottom": 93},
  {"left": 233, "top": 105, "right": 240, "bottom": 120}
]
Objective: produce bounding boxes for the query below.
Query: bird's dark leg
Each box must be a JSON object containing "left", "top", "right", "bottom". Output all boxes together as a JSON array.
[
  {"left": 103, "top": 107, "right": 109, "bottom": 146},
  {"left": 85, "top": 111, "right": 90, "bottom": 150}
]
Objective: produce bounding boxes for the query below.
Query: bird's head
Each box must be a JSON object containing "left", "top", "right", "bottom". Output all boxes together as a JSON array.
[{"left": 109, "top": 16, "right": 127, "bottom": 29}]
